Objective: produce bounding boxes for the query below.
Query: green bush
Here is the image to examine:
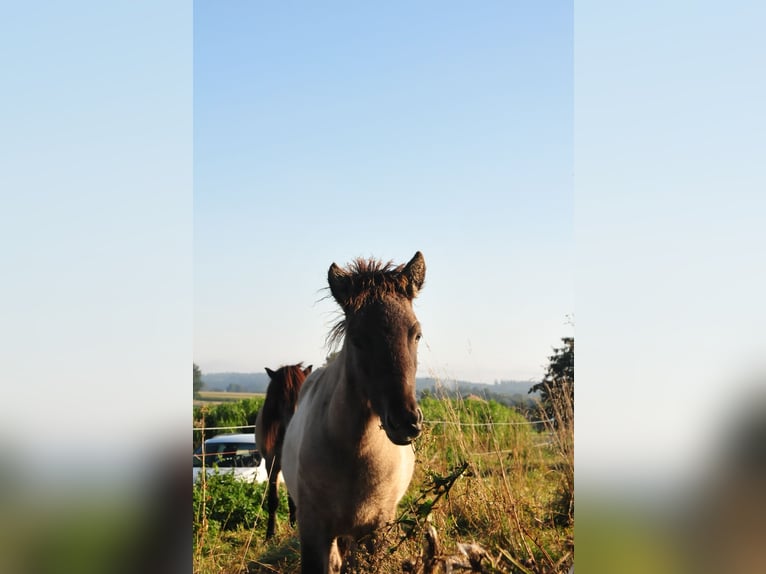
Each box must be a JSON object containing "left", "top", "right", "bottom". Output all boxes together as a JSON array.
[
  {"left": 420, "top": 397, "right": 532, "bottom": 442},
  {"left": 193, "top": 472, "right": 289, "bottom": 533},
  {"left": 419, "top": 396, "right": 528, "bottom": 424},
  {"left": 193, "top": 397, "right": 265, "bottom": 447}
]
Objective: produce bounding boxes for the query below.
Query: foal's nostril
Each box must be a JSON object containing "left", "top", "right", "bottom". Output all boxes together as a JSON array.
[
  {"left": 404, "top": 409, "right": 423, "bottom": 436},
  {"left": 384, "top": 409, "right": 423, "bottom": 442}
]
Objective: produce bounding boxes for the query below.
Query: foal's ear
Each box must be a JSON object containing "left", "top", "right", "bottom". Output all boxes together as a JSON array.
[
  {"left": 402, "top": 251, "right": 426, "bottom": 298},
  {"left": 328, "top": 262, "right": 352, "bottom": 308},
  {"left": 265, "top": 367, "right": 276, "bottom": 378},
  {"left": 304, "top": 365, "right": 313, "bottom": 376}
]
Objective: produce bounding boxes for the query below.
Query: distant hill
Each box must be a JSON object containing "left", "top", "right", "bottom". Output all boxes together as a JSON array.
[
  {"left": 416, "top": 377, "right": 537, "bottom": 396},
  {"left": 201, "top": 372, "right": 271, "bottom": 393},
  {"left": 201, "top": 372, "right": 539, "bottom": 404}
]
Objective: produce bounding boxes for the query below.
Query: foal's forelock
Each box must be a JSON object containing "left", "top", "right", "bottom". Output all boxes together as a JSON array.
[{"left": 325, "top": 257, "right": 422, "bottom": 352}]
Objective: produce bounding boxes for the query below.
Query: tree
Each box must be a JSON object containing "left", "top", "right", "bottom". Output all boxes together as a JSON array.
[
  {"left": 194, "top": 363, "right": 204, "bottom": 399},
  {"left": 529, "top": 337, "right": 573, "bottom": 429}
]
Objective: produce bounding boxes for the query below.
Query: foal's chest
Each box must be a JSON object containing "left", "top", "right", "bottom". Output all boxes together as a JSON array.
[{"left": 334, "top": 442, "right": 414, "bottom": 528}]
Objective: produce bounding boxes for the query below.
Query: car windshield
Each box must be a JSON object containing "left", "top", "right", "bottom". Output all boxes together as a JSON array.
[{"left": 193, "top": 441, "right": 259, "bottom": 468}]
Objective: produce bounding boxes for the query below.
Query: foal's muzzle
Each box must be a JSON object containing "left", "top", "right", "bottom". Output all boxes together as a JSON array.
[{"left": 383, "top": 407, "right": 424, "bottom": 445}]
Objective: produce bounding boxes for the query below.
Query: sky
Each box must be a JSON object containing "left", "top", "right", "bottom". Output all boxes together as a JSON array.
[
  {"left": 575, "top": 1, "right": 766, "bottom": 490},
  {"left": 193, "top": 2, "right": 574, "bottom": 384}
]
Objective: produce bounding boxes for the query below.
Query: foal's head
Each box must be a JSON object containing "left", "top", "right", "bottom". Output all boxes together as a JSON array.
[{"left": 328, "top": 251, "right": 426, "bottom": 445}]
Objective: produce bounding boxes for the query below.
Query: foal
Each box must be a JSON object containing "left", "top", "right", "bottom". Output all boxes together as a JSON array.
[
  {"left": 282, "top": 252, "right": 426, "bottom": 573},
  {"left": 254, "top": 363, "right": 312, "bottom": 539}
]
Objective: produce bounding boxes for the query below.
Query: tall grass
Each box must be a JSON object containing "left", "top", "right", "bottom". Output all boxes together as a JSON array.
[
  {"left": 382, "top": 387, "right": 573, "bottom": 573},
  {"left": 192, "top": 385, "right": 573, "bottom": 573},
  {"left": 534, "top": 373, "right": 574, "bottom": 528}
]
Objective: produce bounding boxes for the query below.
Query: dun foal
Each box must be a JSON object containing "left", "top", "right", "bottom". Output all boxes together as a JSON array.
[
  {"left": 254, "top": 363, "right": 312, "bottom": 539},
  {"left": 282, "top": 252, "right": 426, "bottom": 573}
]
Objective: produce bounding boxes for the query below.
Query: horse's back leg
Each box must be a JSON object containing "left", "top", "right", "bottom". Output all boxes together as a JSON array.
[{"left": 265, "top": 457, "right": 280, "bottom": 539}]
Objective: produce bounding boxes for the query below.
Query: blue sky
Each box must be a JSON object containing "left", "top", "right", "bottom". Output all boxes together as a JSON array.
[{"left": 194, "top": 2, "right": 574, "bottom": 383}]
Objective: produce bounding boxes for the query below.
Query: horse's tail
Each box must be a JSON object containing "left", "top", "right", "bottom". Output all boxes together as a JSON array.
[{"left": 260, "top": 387, "right": 282, "bottom": 459}]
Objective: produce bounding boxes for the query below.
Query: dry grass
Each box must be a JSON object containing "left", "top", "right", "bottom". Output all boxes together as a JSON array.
[{"left": 193, "top": 383, "right": 573, "bottom": 574}]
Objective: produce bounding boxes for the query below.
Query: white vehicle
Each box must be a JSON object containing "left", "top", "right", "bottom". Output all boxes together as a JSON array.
[{"left": 193, "top": 433, "right": 268, "bottom": 484}]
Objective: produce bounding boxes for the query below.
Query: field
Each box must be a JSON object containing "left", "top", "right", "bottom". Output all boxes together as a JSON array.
[
  {"left": 193, "top": 390, "right": 573, "bottom": 573},
  {"left": 195, "top": 391, "right": 265, "bottom": 406}
]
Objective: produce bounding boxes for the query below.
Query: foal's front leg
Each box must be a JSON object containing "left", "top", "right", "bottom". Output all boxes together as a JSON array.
[
  {"left": 328, "top": 538, "right": 343, "bottom": 574},
  {"left": 299, "top": 531, "right": 341, "bottom": 574}
]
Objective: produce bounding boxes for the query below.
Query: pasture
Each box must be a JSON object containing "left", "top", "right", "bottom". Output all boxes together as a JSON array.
[
  {"left": 193, "top": 392, "right": 573, "bottom": 573},
  {"left": 195, "top": 391, "right": 265, "bottom": 406}
]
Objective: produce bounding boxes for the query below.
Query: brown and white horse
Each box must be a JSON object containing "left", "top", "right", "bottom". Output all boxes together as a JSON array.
[
  {"left": 254, "top": 363, "right": 312, "bottom": 539},
  {"left": 282, "top": 252, "right": 426, "bottom": 573}
]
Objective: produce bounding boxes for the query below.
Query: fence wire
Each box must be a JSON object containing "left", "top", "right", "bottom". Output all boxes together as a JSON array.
[{"left": 193, "top": 418, "right": 553, "bottom": 432}]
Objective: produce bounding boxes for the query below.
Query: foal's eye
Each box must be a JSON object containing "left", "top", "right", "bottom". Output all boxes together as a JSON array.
[{"left": 415, "top": 333, "right": 422, "bottom": 342}]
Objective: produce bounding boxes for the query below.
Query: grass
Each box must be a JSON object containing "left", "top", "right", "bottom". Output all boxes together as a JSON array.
[{"left": 193, "top": 386, "right": 573, "bottom": 573}]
